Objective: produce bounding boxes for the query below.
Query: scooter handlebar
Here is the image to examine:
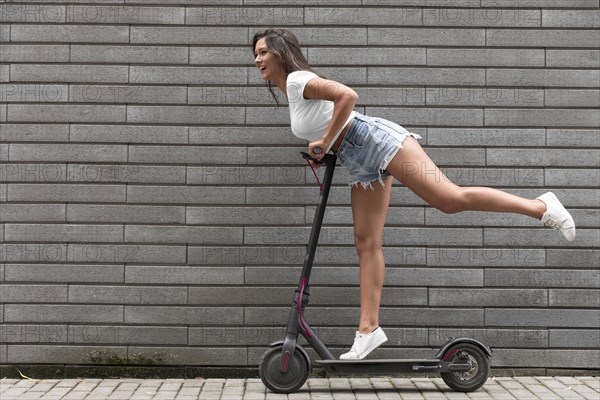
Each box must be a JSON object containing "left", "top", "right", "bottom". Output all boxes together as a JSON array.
[
  {"left": 300, "top": 150, "right": 323, "bottom": 163},
  {"left": 300, "top": 145, "right": 322, "bottom": 162},
  {"left": 300, "top": 146, "right": 336, "bottom": 166}
]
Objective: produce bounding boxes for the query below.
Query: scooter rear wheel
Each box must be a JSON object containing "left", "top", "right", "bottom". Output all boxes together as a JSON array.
[
  {"left": 259, "top": 345, "right": 309, "bottom": 393},
  {"left": 440, "top": 343, "right": 490, "bottom": 392}
]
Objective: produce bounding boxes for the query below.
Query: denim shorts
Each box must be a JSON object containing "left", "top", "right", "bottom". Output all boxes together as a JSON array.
[{"left": 334, "top": 111, "right": 423, "bottom": 190}]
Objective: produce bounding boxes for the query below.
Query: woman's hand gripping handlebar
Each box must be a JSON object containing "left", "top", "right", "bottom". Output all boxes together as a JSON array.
[{"left": 300, "top": 146, "right": 323, "bottom": 169}]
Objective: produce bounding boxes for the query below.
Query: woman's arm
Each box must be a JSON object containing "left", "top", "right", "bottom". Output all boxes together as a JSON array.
[{"left": 302, "top": 76, "right": 358, "bottom": 154}]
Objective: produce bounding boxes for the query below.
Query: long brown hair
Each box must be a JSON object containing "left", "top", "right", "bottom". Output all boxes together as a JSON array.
[{"left": 251, "top": 28, "right": 325, "bottom": 108}]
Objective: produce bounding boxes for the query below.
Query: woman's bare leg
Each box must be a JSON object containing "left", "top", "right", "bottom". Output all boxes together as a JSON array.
[
  {"left": 349, "top": 137, "right": 548, "bottom": 335},
  {"left": 350, "top": 175, "right": 394, "bottom": 334},
  {"left": 385, "top": 137, "right": 547, "bottom": 218}
]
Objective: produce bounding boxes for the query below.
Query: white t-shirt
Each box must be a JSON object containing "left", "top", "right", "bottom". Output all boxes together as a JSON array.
[{"left": 286, "top": 70, "right": 356, "bottom": 154}]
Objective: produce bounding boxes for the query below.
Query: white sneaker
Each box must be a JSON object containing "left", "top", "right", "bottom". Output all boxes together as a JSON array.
[
  {"left": 536, "top": 192, "right": 576, "bottom": 241},
  {"left": 339, "top": 327, "right": 388, "bottom": 360}
]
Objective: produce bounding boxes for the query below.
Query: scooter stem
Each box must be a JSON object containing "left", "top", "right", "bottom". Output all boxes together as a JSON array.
[{"left": 298, "top": 153, "right": 337, "bottom": 286}]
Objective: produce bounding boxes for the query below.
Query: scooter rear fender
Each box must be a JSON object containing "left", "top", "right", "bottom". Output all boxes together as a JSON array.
[{"left": 435, "top": 337, "right": 493, "bottom": 359}]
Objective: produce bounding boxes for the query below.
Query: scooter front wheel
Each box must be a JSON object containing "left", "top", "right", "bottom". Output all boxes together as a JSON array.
[
  {"left": 440, "top": 343, "right": 490, "bottom": 392},
  {"left": 259, "top": 345, "right": 309, "bottom": 393}
]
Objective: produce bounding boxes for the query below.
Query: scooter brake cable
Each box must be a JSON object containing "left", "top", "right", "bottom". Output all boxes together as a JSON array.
[{"left": 305, "top": 158, "right": 323, "bottom": 192}]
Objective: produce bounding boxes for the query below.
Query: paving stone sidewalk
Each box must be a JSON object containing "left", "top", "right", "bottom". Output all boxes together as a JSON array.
[{"left": 0, "top": 376, "right": 598, "bottom": 400}]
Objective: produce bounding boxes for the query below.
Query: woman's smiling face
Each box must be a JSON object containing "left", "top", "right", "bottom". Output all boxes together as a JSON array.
[{"left": 254, "top": 37, "right": 285, "bottom": 81}]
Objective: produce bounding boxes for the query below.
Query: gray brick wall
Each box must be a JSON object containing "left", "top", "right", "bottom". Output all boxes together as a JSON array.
[{"left": 0, "top": 0, "right": 599, "bottom": 373}]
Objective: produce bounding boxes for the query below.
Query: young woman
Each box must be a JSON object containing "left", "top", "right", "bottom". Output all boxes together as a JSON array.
[{"left": 251, "top": 28, "right": 576, "bottom": 360}]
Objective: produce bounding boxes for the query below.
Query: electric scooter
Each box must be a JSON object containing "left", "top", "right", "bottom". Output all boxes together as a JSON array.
[{"left": 259, "top": 148, "right": 492, "bottom": 394}]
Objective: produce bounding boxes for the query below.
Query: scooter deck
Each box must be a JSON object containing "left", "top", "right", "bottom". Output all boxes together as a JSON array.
[{"left": 315, "top": 358, "right": 470, "bottom": 375}]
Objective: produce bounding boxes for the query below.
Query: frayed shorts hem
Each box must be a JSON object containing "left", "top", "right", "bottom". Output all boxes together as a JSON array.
[{"left": 346, "top": 131, "right": 423, "bottom": 191}]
